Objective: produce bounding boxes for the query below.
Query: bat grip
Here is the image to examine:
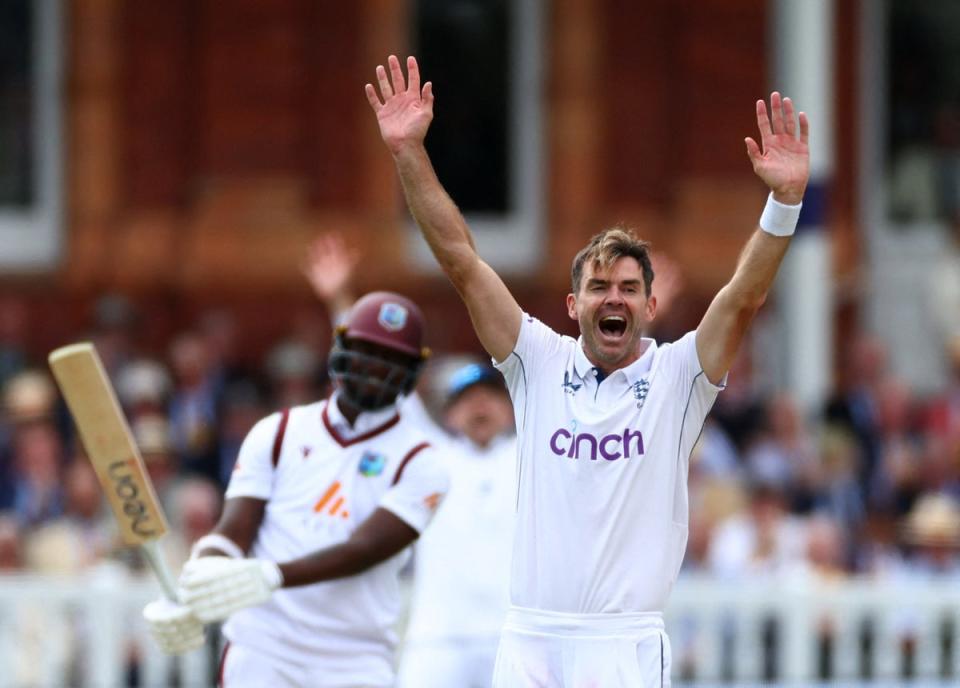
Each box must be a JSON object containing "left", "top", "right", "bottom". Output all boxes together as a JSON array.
[{"left": 140, "top": 539, "right": 180, "bottom": 602}]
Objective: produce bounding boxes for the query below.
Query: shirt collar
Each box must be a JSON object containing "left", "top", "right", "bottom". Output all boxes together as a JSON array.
[
  {"left": 325, "top": 390, "right": 401, "bottom": 440},
  {"left": 574, "top": 337, "right": 657, "bottom": 385}
]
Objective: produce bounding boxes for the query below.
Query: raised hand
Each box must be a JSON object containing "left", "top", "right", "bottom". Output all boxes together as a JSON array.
[
  {"left": 365, "top": 55, "right": 434, "bottom": 156},
  {"left": 302, "top": 232, "right": 359, "bottom": 304},
  {"left": 745, "top": 92, "right": 810, "bottom": 205}
]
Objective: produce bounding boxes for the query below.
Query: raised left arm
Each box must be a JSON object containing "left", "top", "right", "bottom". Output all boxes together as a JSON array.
[{"left": 696, "top": 92, "right": 810, "bottom": 384}]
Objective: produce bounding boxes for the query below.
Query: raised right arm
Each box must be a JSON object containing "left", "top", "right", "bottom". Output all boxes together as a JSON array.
[{"left": 366, "top": 55, "right": 521, "bottom": 363}]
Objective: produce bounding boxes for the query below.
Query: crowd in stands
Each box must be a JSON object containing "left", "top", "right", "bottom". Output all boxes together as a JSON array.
[{"left": 0, "top": 289, "right": 959, "bottom": 587}]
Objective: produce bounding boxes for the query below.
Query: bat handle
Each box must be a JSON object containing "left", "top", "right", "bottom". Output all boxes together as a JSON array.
[{"left": 140, "top": 539, "right": 180, "bottom": 602}]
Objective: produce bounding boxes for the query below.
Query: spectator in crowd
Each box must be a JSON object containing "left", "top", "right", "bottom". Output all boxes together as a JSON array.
[
  {"left": 23, "top": 459, "right": 112, "bottom": 574},
  {"left": 133, "top": 413, "right": 180, "bottom": 512},
  {"left": 0, "top": 513, "right": 22, "bottom": 570},
  {"left": 870, "top": 376, "right": 925, "bottom": 515},
  {"left": 824, "top": 333, "right": 888, "bottom": 495},
  {"left": 89, "top": 293, "right": 140, "bottom": 379},
  {"left": 116, "top": 358, "right": 173, "bottom": 420},
  {"left": 197, "top": 308, "right": 258, "bottom": 401},
  {"left": 9, "top": 419, "right": 65, "bottom": 527},
  {"left": 707, "top": 480, "right": 807, "bottom": 580},
  {"left": 683, "top": 479, "right": 745, "bottom": 573},
  {"left": 167, "top": 331, "right": 220, "bottom": 482},
  {"left": 265, "top": 339, "right": 322, "bottom": 408},
  {"left": 811, "top": 427, "right": 865, "bottom": 565},
  {"left": 798, "top": 514, "right": 848, "bottom": 582},
  {"left": 0, "top": 295, "right": 28, "bottom": 388},
  {"left": 215, "top": 381, "right": 267, "bottom": 488},
  {"left": 161, "top": 477, "right": 224, "bottom": 571},
  {"left": 745, "top": 392, "right": 818, "bottom": 510},
  {"left": 899, "top": 493, "right": 960, "bottom": 579}
]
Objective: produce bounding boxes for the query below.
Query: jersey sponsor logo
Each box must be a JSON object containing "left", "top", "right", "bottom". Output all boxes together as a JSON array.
[
  {"left": 358, "top": 450, "right": 387, "bottom": 476},
  {"left": 561, "top": 370, "right": 582, "bottom": 395},
  {"left": 378, "top": 303, "right": 408, "bottom": 331},
  {"left": 632, "top": 378, "right": 650, "bottom": 409},
  {"left": 313, "top": 480, "right": 350, "bottom": 519},
  {"left": 548, "top": 425, "right": 644, "bottom": 461},
  {"left": 423, "top": 492, "right": 443, "bottom": 510}
]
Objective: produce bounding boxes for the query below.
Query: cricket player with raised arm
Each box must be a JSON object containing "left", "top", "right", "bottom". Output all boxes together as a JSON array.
[
  {"left": 366, "top": 55, "right": 809, "bottom": 687},
  {"left": 142, "top": 292, "right": 450, "bottom": 688}
]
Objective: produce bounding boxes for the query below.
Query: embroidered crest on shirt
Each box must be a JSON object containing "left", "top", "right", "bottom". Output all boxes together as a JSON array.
[
  {"left": 632, "top": 378, "right": 650, "bottom": 409},
  {"left": 358, "top": 450, "right": 387, "bottom": 476},
  {"left": 561, "top": 370, "right": 582, "bottom": 395}
]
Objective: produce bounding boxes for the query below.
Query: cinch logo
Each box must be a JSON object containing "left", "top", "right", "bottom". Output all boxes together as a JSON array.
[
  {"left": 313, "top": 481, "right": 350, "bottom": 519},
  {"left": 548, "top": 427, "right": 644, "bottom": 461}
]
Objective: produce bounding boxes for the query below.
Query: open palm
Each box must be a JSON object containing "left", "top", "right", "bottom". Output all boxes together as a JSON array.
[
  {"left": 365, "top": 55, "right": 434, "bottom": 155},
  {"left": 745, "top": 92, "right": 810, "bottom": 205}
]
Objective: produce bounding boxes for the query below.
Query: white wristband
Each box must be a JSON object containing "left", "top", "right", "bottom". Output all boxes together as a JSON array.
[
  {"left": 190, "top": 533, "right": 245, "bottom": 560},
  {"left": 260, "top": 560, "right": 284, "bottom": 590},
  {"left": 759, "top": 192, "right": 802, "bottom": 237}
]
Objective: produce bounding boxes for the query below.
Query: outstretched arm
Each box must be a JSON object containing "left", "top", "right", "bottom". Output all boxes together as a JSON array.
[
  {"left": 366, "top": 55, "right": 522, "bottom": 363},
  {"left": 696, "top": 92, "right": 810, "bottom": 385}
]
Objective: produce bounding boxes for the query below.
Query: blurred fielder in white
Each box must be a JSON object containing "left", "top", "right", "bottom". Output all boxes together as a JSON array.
[
  {"left": 143, "top": 292, "right": 449, "bottom": 688},
  {"left": 367, "top": 54, "right": 810, "bottom": 687},
  {"left": 398, "top": 362, "right": 516, "bottom": 688}
]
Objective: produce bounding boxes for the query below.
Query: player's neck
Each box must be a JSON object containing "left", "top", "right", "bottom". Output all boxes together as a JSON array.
[
  {"left": 335, "top": 396, "right": 361, "bottom": 426},
  {"left": 583, "top": 339, "right": 650, "bottom": 377}
]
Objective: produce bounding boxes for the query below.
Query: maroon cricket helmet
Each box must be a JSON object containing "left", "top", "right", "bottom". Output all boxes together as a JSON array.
[
  {"left": 339, "top": 291, "right": 427, "bottom": 359},
  {"left": 328, "top": 292, "right": 429, "bottom": 411}
]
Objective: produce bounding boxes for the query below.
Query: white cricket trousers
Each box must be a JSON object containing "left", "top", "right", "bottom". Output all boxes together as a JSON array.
[
  {"left": 218, "top": 642, "right": 393, "bottom": 688},
  {"left": 492, "top": 606, "right": 671, "bottom": 688},
  {"left": 396, "top": 636, "right": 500, "bottom": 688}
]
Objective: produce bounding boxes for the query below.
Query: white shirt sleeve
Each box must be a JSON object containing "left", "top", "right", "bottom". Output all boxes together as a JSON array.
[
  {"left": 378, "top": 446, "right": 450, "bottom": 534},
  {"left": 224, "top": 412, "right": 283, "bottom": 501},
  {"left": 494, "top": 313, "right": 568, "bottom": 430},
  {"left": 664, "top": 330, "right": 726, "bottom": 417}
]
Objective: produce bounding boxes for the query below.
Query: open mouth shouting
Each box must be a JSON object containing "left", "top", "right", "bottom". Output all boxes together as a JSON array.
[{"left": 597, "top": 314, "right": 628, "bottom": 342}]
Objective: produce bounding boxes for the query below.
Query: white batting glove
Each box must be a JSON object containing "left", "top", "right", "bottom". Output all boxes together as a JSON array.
[
  {"left": 143, "top": 598, "right": 205, "bottom": 655},
  {"left": 178, "top": 556, "right": 283, "bottom": 623}
]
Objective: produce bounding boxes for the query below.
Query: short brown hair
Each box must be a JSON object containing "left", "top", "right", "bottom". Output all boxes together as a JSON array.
[{"left": 570, "top": 226, "right": 654, "bottom": 296}]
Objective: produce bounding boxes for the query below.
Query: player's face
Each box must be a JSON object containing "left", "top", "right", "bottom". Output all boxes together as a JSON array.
[
  {"left": 445, "top": 385, "right": 513, "bottom": 448},
  {"left": 566, "top": 256, "right": 656, "bottom": 372},
  {"left": 337, "top": 339, "right": 418, "bottom": 410}
]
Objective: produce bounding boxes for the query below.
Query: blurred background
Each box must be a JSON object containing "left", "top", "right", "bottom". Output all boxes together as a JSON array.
[{"left": 0, "top": 0, "right": 959, "bottom": 686}]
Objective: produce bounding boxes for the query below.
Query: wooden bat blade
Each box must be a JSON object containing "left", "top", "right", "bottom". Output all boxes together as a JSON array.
[{"left": 48, "top": 342, "right": 169, "bottom": 546}]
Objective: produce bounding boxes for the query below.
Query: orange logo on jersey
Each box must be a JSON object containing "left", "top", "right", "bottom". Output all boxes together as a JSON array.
[
  {"left": 313, "top": 481, "right": 350, "bottom": 519},
  {"left": 423, "top": 492, "right": 443, "bottom": 511}
]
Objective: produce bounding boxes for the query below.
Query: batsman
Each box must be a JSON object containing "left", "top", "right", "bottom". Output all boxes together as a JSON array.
[{"left": 143, "top": 292, "right": 449, "bottom": 688}]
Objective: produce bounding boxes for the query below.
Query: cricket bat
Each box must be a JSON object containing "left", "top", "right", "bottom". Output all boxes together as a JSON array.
[{"left": 48, "top": 342, "right": 179, "bottom": 601}]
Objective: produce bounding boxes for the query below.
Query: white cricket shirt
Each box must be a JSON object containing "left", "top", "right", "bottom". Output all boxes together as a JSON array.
[
  {"left": 494, "top": 315, "right": 724, "bottom": 614},
  {"left": 403, "top": 433, "right": 516, "bottom": 642},
  {"left": 222, "top": 392, "right": 449, "bottom": 683}
]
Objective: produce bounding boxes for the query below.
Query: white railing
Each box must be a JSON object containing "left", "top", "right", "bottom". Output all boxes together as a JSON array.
[
  {"left": 1, "top": 572, "right": 959, "bottom": 687},
  {"left": 667, "top": 575, "right": 960, "bottom": 687},
  {"left": 0, "top": 569, "right": 218, "bottom": 688}
]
